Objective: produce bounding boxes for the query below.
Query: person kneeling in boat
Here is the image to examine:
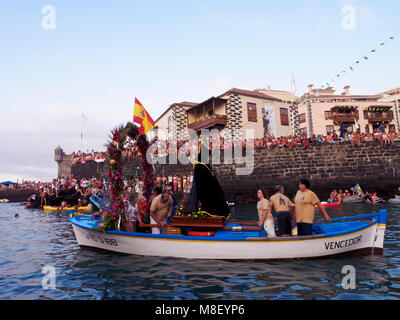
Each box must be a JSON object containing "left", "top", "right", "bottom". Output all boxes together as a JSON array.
[
  {"left": 256, "top": 189, "right": 276, "bottom": 238},
  {"left": 369, "top": 192, "right": 383, "bottom": 204},
  {"left": 57, "top": 201, "right": 67, "bottom": 211},
  {"left": 270, "top": 185, "right": 294, "bottom": 237},
  {"left": 328, "top": 189, "right": 339, "bottom": 203},
  {"left": 149, "top": 191, "right": 173, "bottom": 234},
  {"left": 294, "top": 178, "right": 331, "bottom": 237}
]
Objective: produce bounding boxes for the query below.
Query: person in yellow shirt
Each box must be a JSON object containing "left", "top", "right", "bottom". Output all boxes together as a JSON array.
[
  {"left": 270, "top": 185, "right": 293, "bottom": 237},
  {"left": 256, "top": 189, "right": 276, "bottom": 238},
  {"left": 294, "top": 178, "right": 331, "bottom": 236}
]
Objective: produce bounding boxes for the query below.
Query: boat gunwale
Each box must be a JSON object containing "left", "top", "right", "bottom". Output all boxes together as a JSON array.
[{"left": 69, "top": 212, "right": 384, "bottom": 243}]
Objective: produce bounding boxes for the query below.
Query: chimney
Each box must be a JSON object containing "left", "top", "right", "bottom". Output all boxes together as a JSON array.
[
  {"left": 308, "top": 84, "right": 314, "bottom": 95},
  {"left": 344, "top": 85, "right": 350, "bottom": 96}
]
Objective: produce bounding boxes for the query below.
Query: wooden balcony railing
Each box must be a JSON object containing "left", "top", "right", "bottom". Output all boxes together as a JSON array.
[
  {"left": 332, "top": 113, "right": 359, "bottom": 124},
  {"left": 188, "top": 114, "right": 228, "bottom": 131},
  {"left": 365, "top": 114, "right": 394, "bottom": 123}
]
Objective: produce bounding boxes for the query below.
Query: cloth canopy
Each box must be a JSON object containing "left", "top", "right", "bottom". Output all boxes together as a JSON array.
[{"left": 0, "top": 181, "right": 17, "bottom": 185}]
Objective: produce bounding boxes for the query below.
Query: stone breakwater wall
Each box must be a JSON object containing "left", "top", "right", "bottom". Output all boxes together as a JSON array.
[
  {"left": 0, "top": 189, "right": 36, "bottom": 202},
  {"left": 65, "top": 141, "right": 400, "bottom": 203}
]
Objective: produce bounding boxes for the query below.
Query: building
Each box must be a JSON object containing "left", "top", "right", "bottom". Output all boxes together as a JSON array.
[
  {"left": 152, "top": 101, "right": 197, "bottom": 140},
  {"left": 154, "top": 87, "right": 295, "bottom": 140},
  {"left": 297, "top": 85, "right": 397, "bottom": 137},
  {"left": 378, "top": 86, "right": 400, "bottom": 129}
]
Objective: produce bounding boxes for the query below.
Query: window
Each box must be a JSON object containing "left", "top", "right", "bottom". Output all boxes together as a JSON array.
[
  {"left": 280, "top": 108, "right": 289, "bottom": 126},
  {"left": 299, "top": 113, "right": 306, "bottom": 124},
  {"left": 326, "top": 125, "right": 334, "bottom": 134},
  {"left": 389, "top": 125, "right": 395, "bottom": 132},
  {"left": 247, "top": 103, "right": 257, "bottom": 122},
  {"left": 325, "top": 111, "right": 333, "bottom": 120},
  {"left": 300, "top": 127, "right": 307, "bottom": 135}
]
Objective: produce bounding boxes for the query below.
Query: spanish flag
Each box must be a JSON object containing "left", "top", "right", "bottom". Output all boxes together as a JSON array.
[{"left": 133, "top": 98, "right": 155, "bottom": 135}]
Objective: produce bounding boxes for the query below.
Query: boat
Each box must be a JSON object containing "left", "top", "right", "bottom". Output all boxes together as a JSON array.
[
  {"left": 43, "top": 206, "right": 89, "bottom": 212},
  {"left": 343, "top": 184, "right": 365, "bottom": 203},
  {"left": 365, "top": 198, "right": 384, "bottom": 204},
  {"left": 70, "top": 145, "right": 386, "bottom": 260},
  {"left": 69, "top": 209, "right": 387, "bottom": 260},
  {"left": 343, "top": 195, "right": 364, "bottom": 203},
  {"left": 90, "top": 194, "right": 111, "bottom": 211},
  {"left": 0, "top": 199, "right": 10, "bottom": 203},
  {"left": 320, "top": 201, "right": 341, "bottom": 208},
  {"left": 387, "top": 198, "right": 400, "bottom": 205}
]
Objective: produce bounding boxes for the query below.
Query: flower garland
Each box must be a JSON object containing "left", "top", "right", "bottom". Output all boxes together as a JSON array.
[
  {"left": 103, "top": 128, "right": 126, "bottom": 230},
  {"left": 99, "top": 122, "right": 155, "bottom": 231}
]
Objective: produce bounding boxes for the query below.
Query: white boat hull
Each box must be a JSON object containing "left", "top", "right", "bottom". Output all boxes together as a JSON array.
[{"left": 71, "top": 219, "right": 385, "bottom": 260}]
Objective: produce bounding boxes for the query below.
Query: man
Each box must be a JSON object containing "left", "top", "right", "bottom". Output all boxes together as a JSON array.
[
  {"left": 269, "top": 185, "right": 293, "bottom": 237},
  {"left": 294, "top": 178, "right": 331, "bottom": 236},
  {"left": 339, "top": 123, "right": 346, "bottom": 138},
  {"left": 149, "top": 191, "right": 173, "bottom": 234}
]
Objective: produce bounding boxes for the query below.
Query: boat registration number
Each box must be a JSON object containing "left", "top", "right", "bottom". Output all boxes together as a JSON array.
[{"left": 86, "top": 233, "right": 118, "bottom": 246}]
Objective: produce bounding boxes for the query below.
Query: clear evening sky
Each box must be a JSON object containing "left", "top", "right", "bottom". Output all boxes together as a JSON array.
[{"left": 0, "top": 0, "right": 399, "bottom": 181}]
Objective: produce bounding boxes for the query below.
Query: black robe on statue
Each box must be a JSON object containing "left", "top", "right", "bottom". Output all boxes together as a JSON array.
[{"left": 183, "top": 144, "right": 231, "bottom": 219}]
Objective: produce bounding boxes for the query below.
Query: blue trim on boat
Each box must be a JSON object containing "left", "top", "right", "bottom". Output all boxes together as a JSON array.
[{"left": 69, "top": 210, "right": 386, "bottom": 242}]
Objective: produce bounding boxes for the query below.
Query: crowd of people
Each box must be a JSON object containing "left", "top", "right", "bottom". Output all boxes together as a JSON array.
[
  {"left": 71, "top": 150, "right": 107, "bottom": 166},
  {"left": 21, "top": 172, "right": 194, "bottom": 211},
  {"left": 15, "top": 172, "right": 400, "bottom": 238},
  {"left": 68, "top": 127, "right": 400, "bottom": 165},
  {"left": 327, "top": 186, "right": 400, "bottom": 205},
  {"left": 148, "top": 128, "right": 400, "bottom": 158},
  {"left": 255, "top": 179, "right": 331, "bottom": 238},
  {"left": 24, "top": 176, "right": 104, "bottom": 208}
]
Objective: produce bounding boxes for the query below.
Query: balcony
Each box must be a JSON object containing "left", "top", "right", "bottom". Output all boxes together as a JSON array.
[
  {"left": 332, "top": 113, "right": 359, "bottom": 124},
  {"left": 188, "top": 114, "right": 228, "bottom": 131},
  {"left": 364, "top": 112, "right": 394, "bottom": 123}
]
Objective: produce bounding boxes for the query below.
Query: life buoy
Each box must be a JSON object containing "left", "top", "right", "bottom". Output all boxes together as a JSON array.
[{"left": 188, "top": 231, "right": 216, "bottom": 237}]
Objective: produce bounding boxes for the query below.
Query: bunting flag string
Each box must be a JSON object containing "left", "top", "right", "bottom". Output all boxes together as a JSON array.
[{"left": 293, "top": 29, "right": 400, "bottom": 106}]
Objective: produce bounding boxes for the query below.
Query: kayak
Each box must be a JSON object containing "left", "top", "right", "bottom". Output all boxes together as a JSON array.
[
  {"left": 368, "top": 198, "right": 384, "bottom": 204},
  {"left": 69, "top": 210, "right": 387, "bottom": 260},
  {"left": 343, "top": 195, "right": 364, "bottom": 203},
  {"left": 43, "top": 206, "right": 88, "bottom": 212},
  {"left": 0, "top": 199, "right": 10, "bottom": 203},
  {"left": 387, "top": 198, "right": 400, "bottom": 205},
  {"left": 321, "top": 201, "right": 341, "bottom": 208}
]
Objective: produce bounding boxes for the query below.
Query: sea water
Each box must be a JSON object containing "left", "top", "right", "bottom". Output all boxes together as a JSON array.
[{"left": 0, "top": 202, "right": 399, "bottom": 300}]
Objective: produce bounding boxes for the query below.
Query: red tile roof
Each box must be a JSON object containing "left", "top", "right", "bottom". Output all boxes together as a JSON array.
[{"left": 219, "top": 88, "right": 284, "bottom": 102}]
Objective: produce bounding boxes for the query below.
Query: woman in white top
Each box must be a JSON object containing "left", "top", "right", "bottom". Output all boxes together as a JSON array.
[
  {"left": 257, "top": 189, "right": 276, "bottom": 238},
  {"left": 124, "top": 193, "right": 143, "bottom": 232}
]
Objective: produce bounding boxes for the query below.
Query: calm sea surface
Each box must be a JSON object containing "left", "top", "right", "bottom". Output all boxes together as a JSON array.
[{"left": 0, "top": 201, "right": 399, "bottom": 300}]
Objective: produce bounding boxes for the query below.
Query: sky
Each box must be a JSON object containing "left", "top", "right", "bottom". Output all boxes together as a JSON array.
[{"left": 0, "top": 0, "right": 399, "bottom": 182}]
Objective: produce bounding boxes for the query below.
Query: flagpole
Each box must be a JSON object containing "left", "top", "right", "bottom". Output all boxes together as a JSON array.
[
  {"left": 290, "top": 74, "right": 296, "bottom": 136},
  {"left": 81, "top": 116, "right": 83, "bottom": 151},
  {"left": 81, "top": 109, "right": 84, "bottom": 151}
]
